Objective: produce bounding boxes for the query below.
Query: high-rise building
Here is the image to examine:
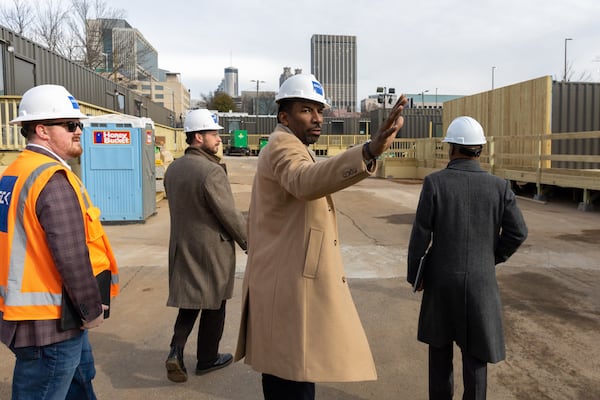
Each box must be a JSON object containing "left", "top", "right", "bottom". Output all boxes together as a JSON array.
[
  {"left": 310, "top": 34, "right": 357, "bottom": 112},
  {"left": 279, "top": 67, "right": 293, "bottom": 86},
  {"left": 279, "top": 67, "right": 303, "bottom": 87},
  {"left": 223, "top": 66, "right": 239, "bottom": 97},
  {"left": 88, "top": 19, "right": 158, "bottom": 81},
  {"left": 88, "top": 19, "right": 190, "bottom": 119}
]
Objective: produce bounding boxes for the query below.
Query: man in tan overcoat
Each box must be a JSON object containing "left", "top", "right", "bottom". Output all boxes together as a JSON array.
[
  {"left": 164, "top": 109, "right": 247, "bottom": 383},
  {"left": 235, "top": 74, "right": 407, "bottom": 399}
]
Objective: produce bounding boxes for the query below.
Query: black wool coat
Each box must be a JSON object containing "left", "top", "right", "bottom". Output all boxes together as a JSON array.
[{"left": 407, "top": 158, "right": 528, "bottom": 363}]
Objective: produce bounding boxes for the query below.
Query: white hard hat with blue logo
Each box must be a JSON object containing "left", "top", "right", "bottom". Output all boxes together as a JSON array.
[
  {"left": 275, "top": 74, "right": 330, "bottom": 108},
  {"left": 10, "top": 84, "right": 88, "bottom": 125},
  {"left": 184, "top": 109, "right": 223, "bottom": 133}
]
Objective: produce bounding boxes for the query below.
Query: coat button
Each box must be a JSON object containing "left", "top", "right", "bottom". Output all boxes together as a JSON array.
[
  {"left": 333, "top": 239, "right": 337, "bottom": 246},
  {"left": 342, "top": 276, "right": 346, "bottom": 283}
]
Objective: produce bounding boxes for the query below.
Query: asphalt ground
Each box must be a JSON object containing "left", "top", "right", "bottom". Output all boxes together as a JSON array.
[{"left": 1, "top": 156, "right": 599, "bottom": 399}]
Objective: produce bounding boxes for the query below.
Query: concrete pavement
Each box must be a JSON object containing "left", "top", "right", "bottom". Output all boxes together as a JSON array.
[{"left": 1, "top": 156, "right": 599, "bottom": 399}]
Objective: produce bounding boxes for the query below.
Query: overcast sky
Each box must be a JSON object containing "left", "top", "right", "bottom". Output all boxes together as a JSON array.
[{"left": 8, "top": 0, "right": 600, "bottom": 102}]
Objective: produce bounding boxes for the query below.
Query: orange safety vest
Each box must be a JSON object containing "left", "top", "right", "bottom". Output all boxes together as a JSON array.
[{"left": 0, "top": 149, "right": 119, "bottom": 321}]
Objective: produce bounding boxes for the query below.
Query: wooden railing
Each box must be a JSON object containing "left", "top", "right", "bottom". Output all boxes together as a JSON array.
[
  {"left": 1, "top": 97, "right": 599, "bottom": 201},
  {"left": 0, "top": 96, "right": 184, "bottom": 155}
]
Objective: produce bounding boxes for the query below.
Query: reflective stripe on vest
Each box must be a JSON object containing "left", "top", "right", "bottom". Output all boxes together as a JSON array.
[
  {"left": 5, "top": 162, "right": 62, "bottom": 307},
  {"left": 68, "top": 173, "right": 119, "bottom": 290}
]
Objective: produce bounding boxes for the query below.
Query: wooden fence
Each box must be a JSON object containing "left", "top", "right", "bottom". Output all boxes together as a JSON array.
[{"left": 1, "top": 97, "right": 598, "bottom": 207}]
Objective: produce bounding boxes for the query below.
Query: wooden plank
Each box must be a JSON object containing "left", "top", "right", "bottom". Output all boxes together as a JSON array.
[
  {"left": 495, "top": 168, "right": 540, "bottom": 182},
  {"left": 543, "top": 155, "right": 600, "bottom": 163},
  {"left": 541, "top": 172, "right": 600, "bottom": 190}
]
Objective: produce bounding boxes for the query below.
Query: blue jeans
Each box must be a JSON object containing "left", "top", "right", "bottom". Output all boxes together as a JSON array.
[{"left": 10, "top": 330, "right": 97, "bottom": 400}]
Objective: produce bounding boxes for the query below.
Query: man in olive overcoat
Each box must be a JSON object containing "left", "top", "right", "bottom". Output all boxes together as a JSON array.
[
  {"left": 235, "top": 74, "right": 407, "bottom": 399},
  {"left": 164, "top": 109, "right": 247, "bottom": 383},
  {"left": 407, "top": 116, "right": 528, "bottom": 399}
]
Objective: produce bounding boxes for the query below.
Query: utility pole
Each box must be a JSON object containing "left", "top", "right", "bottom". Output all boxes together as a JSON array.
[
  {"left": 251, "top": 79, "right": 265, "bottom": 115},
  {"left": 420, "top": 89, "right": 429, "bottom": 108},
  {"left": 376, "top": 86, "right": 395, "bottom": 111},
  {"left": 564, "top": 38, "right": 573, "bottom": 82}
]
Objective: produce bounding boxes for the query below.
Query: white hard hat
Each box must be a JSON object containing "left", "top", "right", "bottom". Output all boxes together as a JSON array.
[
  {"left": 443, "top": 116, "right": 486, "bottom": 145},
  {"left": 184, "top": 109, "right": 223, "bottom": 133},
  {"left": 275, "top": 74, "right": 330, "bottom": 108},
  {"left": 9, "top": 84, "right": 88, "bottom": 125}
]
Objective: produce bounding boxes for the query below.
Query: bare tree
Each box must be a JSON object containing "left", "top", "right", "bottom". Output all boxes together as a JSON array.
[
  {"left": 33, "top": 0, "right": 69, "bottom": 55},
  {"left": 0, "top": 0, "right": 35, "bottom": 36},
  {"left": 561, "top": 61, "right": 595, "bottom": 83},
  {"left": 68, "top": 1, "right": 157, "bottom": 84},
  {"left": 2, "top": 0, "right": 153, "bottom": 85},
  {"left": 68, "top": 0, "right": 126, "bottom": 69}
]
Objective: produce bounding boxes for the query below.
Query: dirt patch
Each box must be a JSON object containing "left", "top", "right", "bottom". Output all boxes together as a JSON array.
[
  {"left": 495, "top": 268, "right": 600, "bottom": 399},
  {"left": 375, "top": 213, "right": 415, "bottom": 225},
  {"left": 555, "top": 229, "right": 600, "bottom": 244},
  {"left": 388, "top": 178, "right": 424, "bottom": 185}
]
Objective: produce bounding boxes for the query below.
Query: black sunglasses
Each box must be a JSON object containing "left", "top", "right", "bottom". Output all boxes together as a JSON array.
[{"left": 43, "top": 121, "right": 84, "bottom": 132}]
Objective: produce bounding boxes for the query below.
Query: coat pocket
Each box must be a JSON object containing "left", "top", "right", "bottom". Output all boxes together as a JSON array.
[
  {"left": 303, "top": 228, "right": 323, "bottom": 279},
  {"left": 220, "top": 232, "right": 232, "bottom": 242},
  {"left": 85, "top": 206, "right": 104, "bottom": 242}
]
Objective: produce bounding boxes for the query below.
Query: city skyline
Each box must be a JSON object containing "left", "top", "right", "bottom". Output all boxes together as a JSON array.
[
  {"left": 2, "top": 0, "right": 598, "bottom": 105},
  {"left": 101, "top": 0, "right": 600, "bottom": 104}
]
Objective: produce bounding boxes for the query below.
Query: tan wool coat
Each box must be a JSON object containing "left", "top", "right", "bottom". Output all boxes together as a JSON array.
[{"left": 235, "top": 125, "right": 377, "bottom": 382}]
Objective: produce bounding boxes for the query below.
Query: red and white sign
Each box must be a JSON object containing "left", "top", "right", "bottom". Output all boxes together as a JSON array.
[{"left": 94, "top": 131, "right": 131, "bottom": 145}]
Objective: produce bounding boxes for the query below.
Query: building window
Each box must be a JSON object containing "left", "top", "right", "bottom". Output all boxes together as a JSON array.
[
  {"left": 115, "top": 92, "right": 125, "bottom": 112},
  {"left": 14, "top": 57, "right": 35, "bottom": 94},
  {"left": 0, "top": 48, "right": 4, "bottom": 95},
  {"left": 155, "top": 85, "right": 164, "bottom": 90},
  {"left": 155, "top": 94, "right": 164, "bottom": 99},
  {"left": 142, "top": 84, "right": 151, "bottom": 90}
]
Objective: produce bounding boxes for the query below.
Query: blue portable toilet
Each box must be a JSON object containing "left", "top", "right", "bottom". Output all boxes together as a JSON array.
[{"left": 81, "top": 114, "right": 156, "bottom": 222}]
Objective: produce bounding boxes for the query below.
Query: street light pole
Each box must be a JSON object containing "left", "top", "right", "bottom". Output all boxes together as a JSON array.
[
  {"left": 492, "top": 66, "right": 496, "bottom": 90},
  {"left": 251, "top": 79, "right": 265, "bottom": 115},
  {"left": 377, "top": 86, "right": 387, "bottom": 110},
  {"left": 564, "top": 38, "right": 573, "bottom": 82},
  {"left": 376, "top": 86, "right": 395, "bottom": 111},
  {"left": 171, "top": 90, "right": 175, "bottom": 115},
  {"left": 421, "top": 89, "right": 429, "bottom": 108}
]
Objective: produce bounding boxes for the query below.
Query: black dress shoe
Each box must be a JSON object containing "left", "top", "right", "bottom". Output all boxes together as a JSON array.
[
  {"left": 166, "top": 346, "right": 188, "bottom": 383},
  {"left": 195, "top": 353, "right": 233, "bottom": 375}
]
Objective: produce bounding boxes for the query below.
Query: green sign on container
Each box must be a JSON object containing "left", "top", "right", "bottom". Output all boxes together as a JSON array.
[{"left": 230, "top": 130, "right": 248, "bottom": 148}]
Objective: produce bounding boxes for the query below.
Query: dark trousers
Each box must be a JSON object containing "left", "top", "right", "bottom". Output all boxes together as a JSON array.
[
  {"left": 170, "top": 300, "right": 226, "bottom": 366},
  {"left": 262, "top": 373, "right": 315, "bottom": 400},
  {"left": 429, "top": 343, "right": 487, "bottom": 400}
]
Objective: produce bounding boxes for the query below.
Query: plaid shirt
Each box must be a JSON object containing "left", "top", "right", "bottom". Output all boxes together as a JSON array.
[{"left": 0, "top": 146, "right": 102, "bottom": 348}]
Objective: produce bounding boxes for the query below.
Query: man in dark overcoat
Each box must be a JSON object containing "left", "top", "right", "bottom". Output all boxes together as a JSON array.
[
  {"left": 163, "top": 109, "right": 247, "bottom": 383},
  {"left": 407, "top": 116, "right": 528, "bottom": 399}
]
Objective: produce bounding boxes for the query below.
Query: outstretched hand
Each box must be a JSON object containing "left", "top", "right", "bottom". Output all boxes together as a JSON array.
[{"left": 367, "top": 95, "right": 408, "bottom": 158}]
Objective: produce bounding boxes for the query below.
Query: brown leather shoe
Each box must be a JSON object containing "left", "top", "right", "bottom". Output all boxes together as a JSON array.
[
  {"left": 195, "top": 353, "right": 233, "bottom": 376},
  {"left": 166, "top": 346, "right": 187, "bottom": 383}
]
